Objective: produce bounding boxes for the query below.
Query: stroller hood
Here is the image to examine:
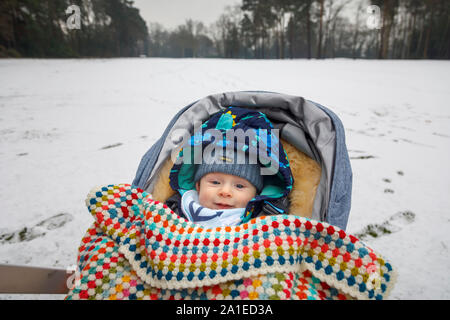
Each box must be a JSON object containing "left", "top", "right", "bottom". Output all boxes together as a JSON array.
[{"left": 133, "top": 91, "right": 352, "bottom": 230}]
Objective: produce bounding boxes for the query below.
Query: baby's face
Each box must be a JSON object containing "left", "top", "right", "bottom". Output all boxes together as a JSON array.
[{"left": 196, "top": 172, "right": 257, "bottom": 210}]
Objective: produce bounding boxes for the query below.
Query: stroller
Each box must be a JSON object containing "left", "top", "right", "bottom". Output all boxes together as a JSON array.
[
  {"left": 1, "top": 91, "right": 395, "bottom": 299},
  {"left": 133, "top": 91, "right": 352, "bottom": 230}
]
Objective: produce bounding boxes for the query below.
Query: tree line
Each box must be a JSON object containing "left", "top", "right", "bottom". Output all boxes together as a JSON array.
[
  {"left": 0, "top": 0, "right": 448, "bottom": 59},
  {"left": 0, "top": 0, "right": 148, "bottom": 58},
  {"left": 154, "top": 0, "right": 449, "bottom": 59}
]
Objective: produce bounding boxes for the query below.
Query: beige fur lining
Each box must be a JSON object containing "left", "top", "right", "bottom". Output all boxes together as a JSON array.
[
  {"left": 281, "top": 139, "right": 321, "bottom": 218},
  {"left": 151, "top": 155, "right": 177, "bottom": 202},
  {"left": 150, "top": 139, "right": 321, "bottom": 218}
]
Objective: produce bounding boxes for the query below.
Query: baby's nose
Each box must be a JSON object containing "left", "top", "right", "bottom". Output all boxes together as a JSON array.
[{"left": 218, "top": 184, "right": 232, "bottom": 197}]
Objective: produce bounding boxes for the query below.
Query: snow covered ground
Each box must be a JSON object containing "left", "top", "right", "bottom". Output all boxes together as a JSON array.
[{"left": 0, "top": 58, "right": 449, "bottom": 299}]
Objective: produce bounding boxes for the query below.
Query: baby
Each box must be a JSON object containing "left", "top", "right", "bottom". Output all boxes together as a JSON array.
[
  {"left": 196, "top": 172, "right": 258, "bottom": 211},
  {"left": 166, "top": 107, "right": 293, "bottom": 227},
  {"left": 179, "top": 151, "right": 263, "bottom": 227}
]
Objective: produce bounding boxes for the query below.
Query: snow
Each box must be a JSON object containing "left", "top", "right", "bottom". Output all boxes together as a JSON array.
[{"left": 0, "top": 58, "right": 449, "bottom": 299}]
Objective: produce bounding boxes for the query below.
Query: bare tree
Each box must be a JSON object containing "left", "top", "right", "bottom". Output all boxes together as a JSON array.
[
  {"left": 317, "top": 0, "right": 325, "bottom": 58},
  {"left": 351, "top": 1, "right": 365, "bottom": 58},
  {"left": 422, "top": 0, "right": 435, "bottom": 58},
  {"left": 323, "top": 0, "right": 352, "bottom": 58}
]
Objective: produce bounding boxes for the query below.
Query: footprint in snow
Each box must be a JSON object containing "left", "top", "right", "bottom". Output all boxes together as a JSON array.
[
  {"left": 354, "top": 211, "right": 415, "bottom": 241},
  {"left": 0, "top": 213, "right": 73, "bottom": 245},
  {"left": 100, "top": 142, "right": 123, "bottom": 150},
  {"left": 348, "top": 149, "right": 376, "bottom": 160}
]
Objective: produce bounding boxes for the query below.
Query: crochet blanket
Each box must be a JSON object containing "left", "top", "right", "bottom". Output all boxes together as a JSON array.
[{"left": 65, "top": 184, "right": 396, "bottom": 300}]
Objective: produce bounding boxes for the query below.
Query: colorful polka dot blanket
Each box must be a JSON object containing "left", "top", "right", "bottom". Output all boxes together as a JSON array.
[{"left": 65, "top": 184, "right": 396, "bottom": 300}]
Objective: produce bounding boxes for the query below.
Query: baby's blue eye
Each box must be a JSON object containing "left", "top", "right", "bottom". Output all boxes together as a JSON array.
[
  {"left": 236, "top": 184, "right": 245, "bottom": 189},
  {"left": 211, "top": 180, "right": 220, "bottom": 185}
]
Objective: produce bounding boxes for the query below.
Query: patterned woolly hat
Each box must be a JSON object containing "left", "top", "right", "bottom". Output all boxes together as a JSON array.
[{"left": 193, "top": 148, "right": 264, "bottom": 192}]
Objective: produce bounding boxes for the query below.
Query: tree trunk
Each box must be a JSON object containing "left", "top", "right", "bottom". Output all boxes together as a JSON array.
[
  {"left": 9, "top": 2, "right": 18, "bottom": 49},
  {"left": 261, "top": 30, "right": 265, "bottom": 59},
  {"left": 380, "top": 0, "right": 392, "bottom": 59},
  {"left": 306, "top": 2, "right": 312, "bottom": 59},
  {"left": 415, "top": 12, "right": 425, "bottom": 58},
  {"left": 438, "top": 13, "right": 449, "bottom": 58},
  {"left": 352, "top": 4, "right": 361, "bottom": 59},
  {"left": 276, "top": 31, "right": 280, "bottom": 59},
  {"left": 323, "top": 3, "right": 330, "bottom": 58},
  {"left": 407, "top": 8, "right": 417, "bottom": 59},
  {"left": 402, "top": 11, "right": 412, "bottom": 59},
  {"left": 288, "top": 19, "right": 294, "bottom": 59},
  {"left": 399, "top": 10, "right": 408, "bottom": 59},
  {"left": 317, "top": 0, "right": 324, "bottom": 58},
  {"left": 277, "top": 12, "right": 285, "bottom": 59},
  {"left": 391, "top": 17, "right": 397, "bottom": 59},
  {"left": 423, "top": 0, "right": 434, "bottom": 59},
  {"left": 336, "top": 26, "right": 344, "bottom": 57},
  {"left": 253, "top": 30, "right": 257, "bottom": 58}
]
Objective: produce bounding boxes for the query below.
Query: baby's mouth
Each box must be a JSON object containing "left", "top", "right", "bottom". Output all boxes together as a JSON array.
[{"left": 214, "top": 203, "right": 234, "bottom": 209}]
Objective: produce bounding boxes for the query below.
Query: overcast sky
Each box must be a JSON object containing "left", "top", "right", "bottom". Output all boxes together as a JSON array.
[{"left": 132, "top": 0, "right": 242, "bottom": 30}]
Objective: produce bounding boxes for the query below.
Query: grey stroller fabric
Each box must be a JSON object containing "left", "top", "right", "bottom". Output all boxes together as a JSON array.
[{"left": 132, "top": 91, "right": 352, "bottom": 230}]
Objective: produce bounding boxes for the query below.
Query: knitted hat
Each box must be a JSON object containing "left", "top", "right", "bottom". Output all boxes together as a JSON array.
[{"left": 194, "top": 149, "right": 263, "bottom": 192}]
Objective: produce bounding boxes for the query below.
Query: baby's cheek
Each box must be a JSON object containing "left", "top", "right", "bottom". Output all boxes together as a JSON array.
[
  {"left": 197, "top": 190, "right": 208, "bottom": 207},
  {"left": 238, "top": 193, "right": 253, "bottom": 207},
  {"left": 245, "top": 189, "right": 257, "bottom": 201}
]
